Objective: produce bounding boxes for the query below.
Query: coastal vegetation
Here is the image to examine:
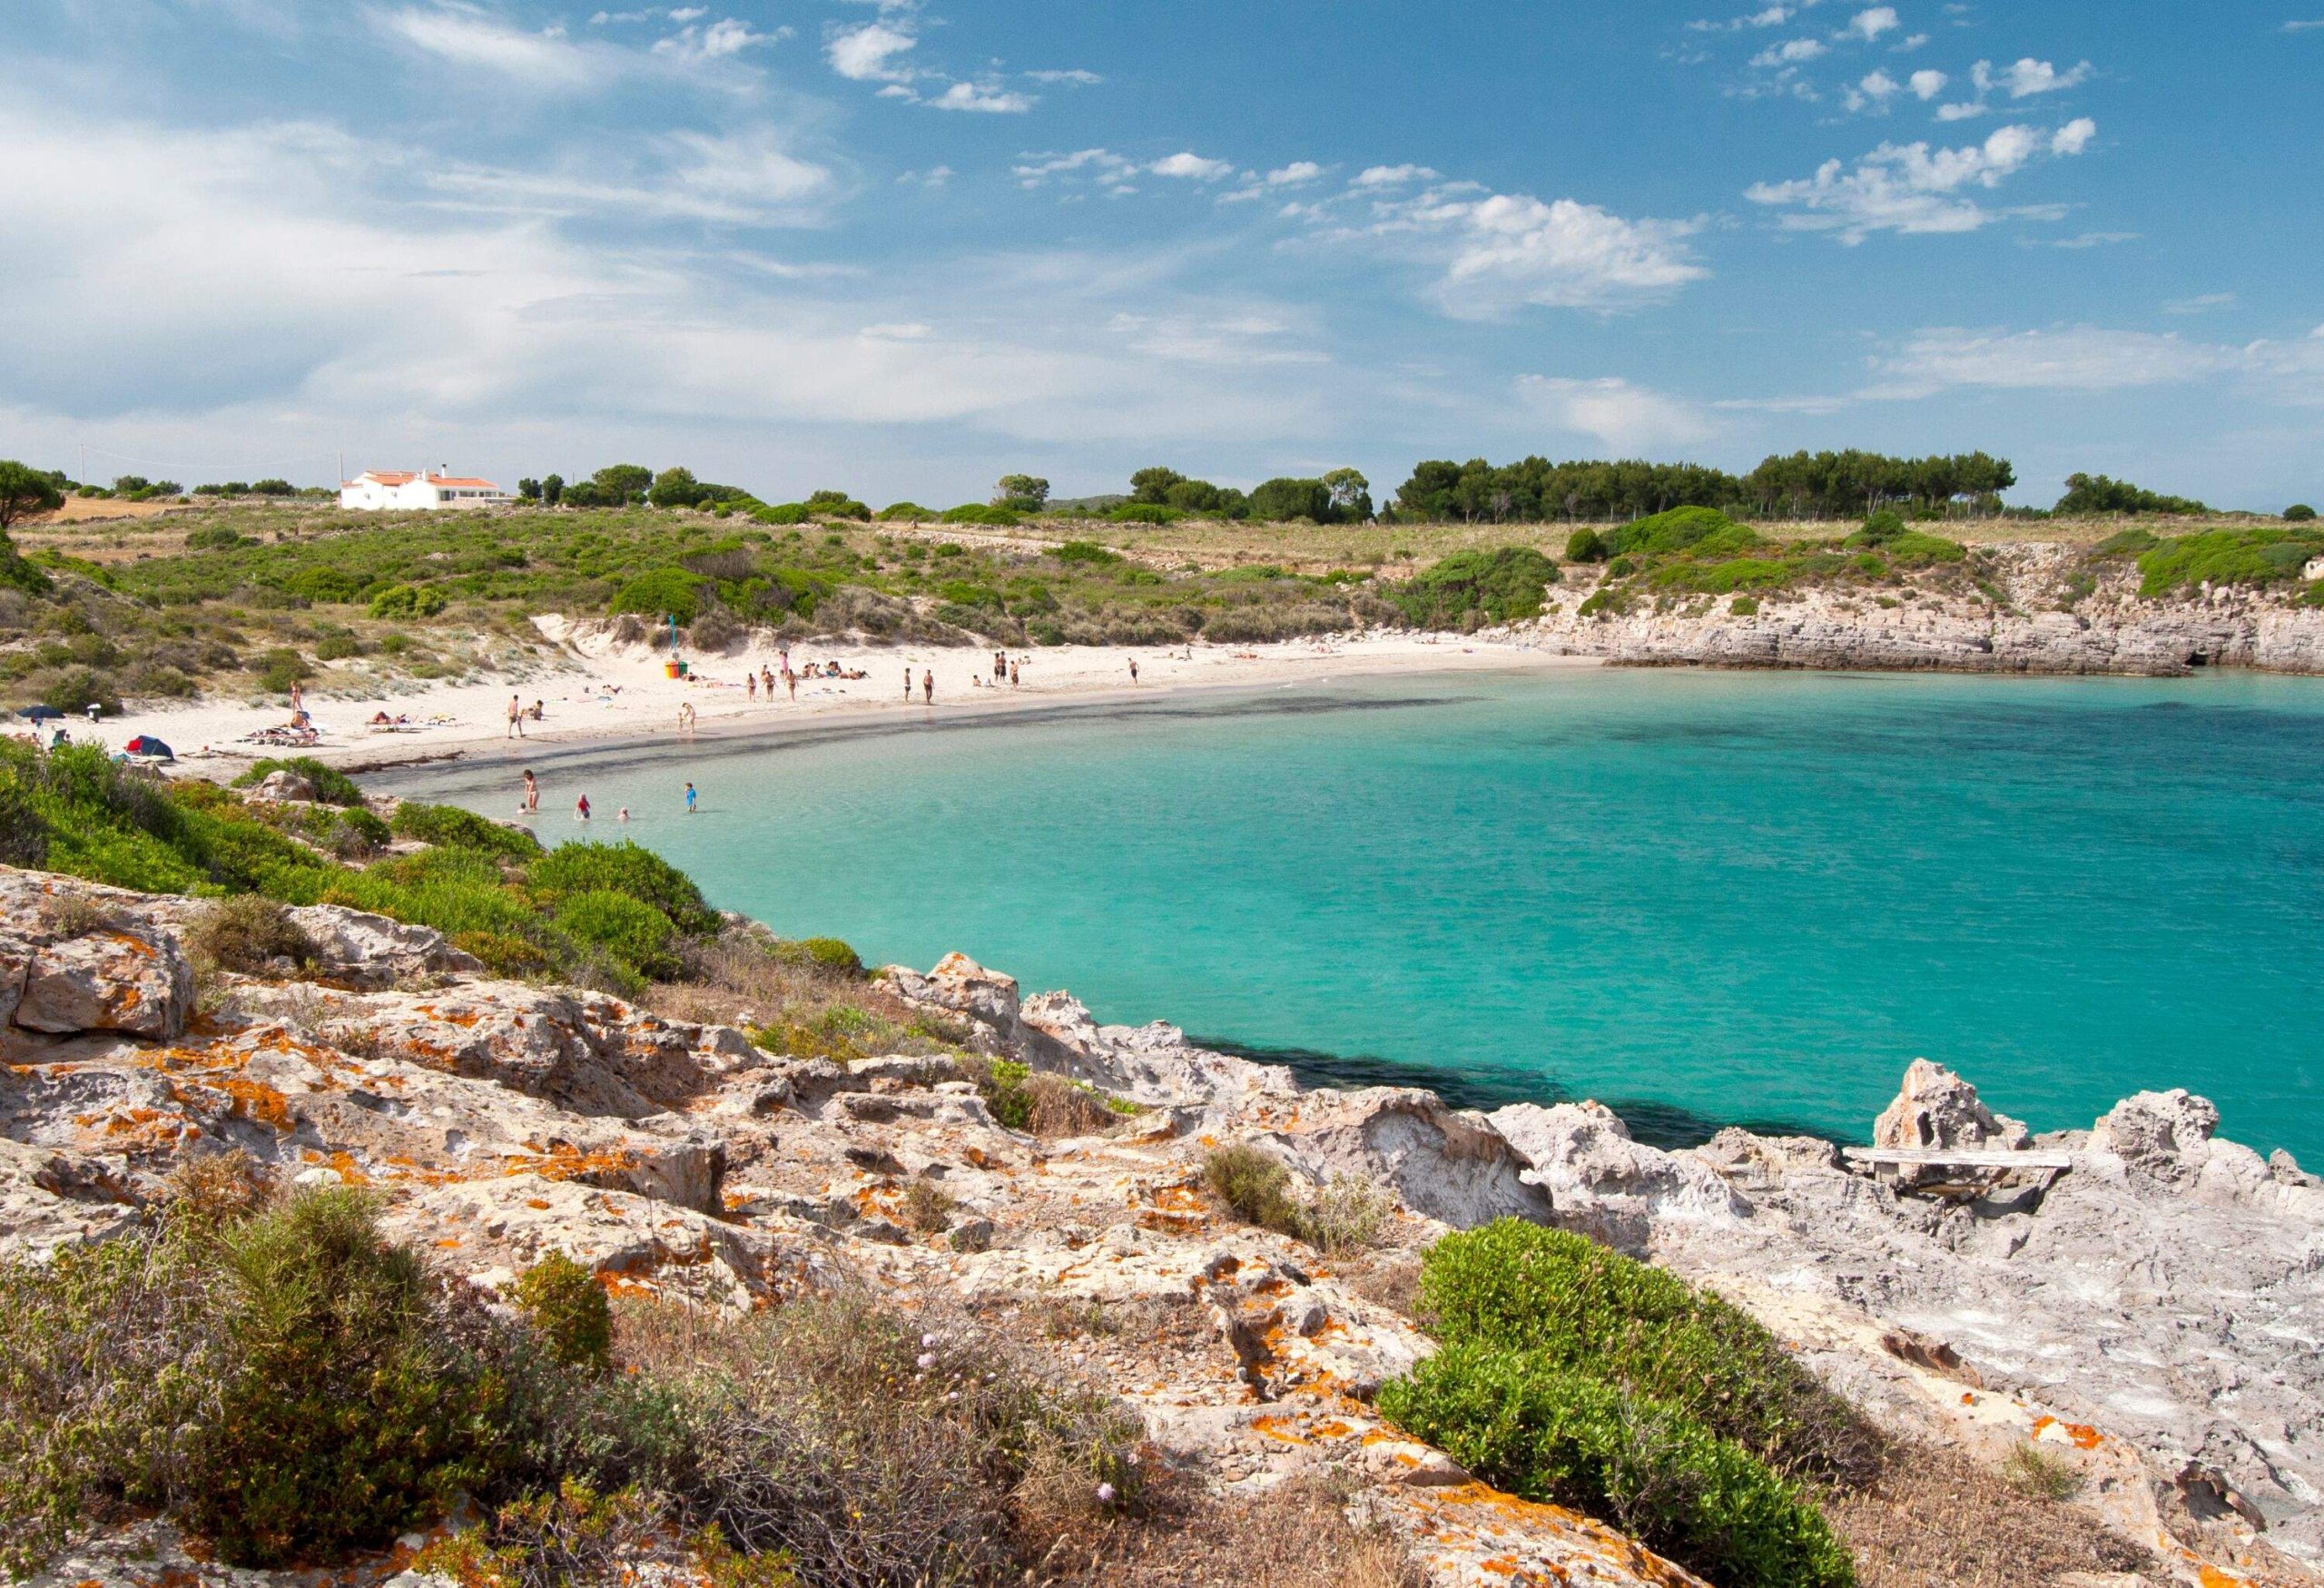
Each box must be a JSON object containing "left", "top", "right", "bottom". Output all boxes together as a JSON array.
[
  {"left": 0, "top": 1172, "right": 1143, "bottom": 1582},
  {"left": 1379, "top": 1220, "right": 1869, "bottom": 1588},
  {"left": 3, "top": 439, "right": 2320, "bottom": 716}
]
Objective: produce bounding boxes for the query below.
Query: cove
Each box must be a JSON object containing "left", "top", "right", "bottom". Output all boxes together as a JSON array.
[{"left": 379, "top": 666, "right": 2324, "bottom": 1164}]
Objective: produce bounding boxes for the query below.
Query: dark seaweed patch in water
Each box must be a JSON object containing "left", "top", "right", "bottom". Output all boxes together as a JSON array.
[{"left": 1194, "top": 1036, "right": 1839, "bottom": 1150}]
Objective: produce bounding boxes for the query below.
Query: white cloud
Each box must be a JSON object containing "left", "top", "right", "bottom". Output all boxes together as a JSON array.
[
  {"left": 826, "top": 21, "right": 916, "bottom": 81},
  {"left": 896, "top": 164, "right": 954, "bottom": 187},
  {"left": 1863, "top": 326, "right": 2244, "bottom": 397},
  {"left": 653, "top": 15, "right": 779, "bottom": 60},
  {"left": 2163, "top": 292, "right": 2236, "bottom": 315},
  {"left": 1750, "top": 36, "right": 1827, "bottom": 65},
  {"left": 1515, "top": 375, "right": 1714, "bottom": 451},
  {"left": 1909, "top": 67, "right": 1947, "bottom": 98},
  {"left": 1011, "top": 148, "right": 1135, "bottom": 187},
  {"left": 0, "top": 100, "right": 1339, "bottom": 459},
  {"left": 1935, "top": 100, "right": 1985, "bottom": 120},
  {"left": 1846, "top": 7, "right": 1900, "bottom": 42},
  {"left": 2284, "top": 18, "right": 2324, "bottom": 30},
  {"left": 1266, "top": 161, "right": 1324, "bottom": 186},
  {"left": 1745, "top": 121, "right": 2096, "bottom": 242},
  {"left": 1345, "top": 189, "right": 1707, "bottom": 317},
  {"left": 927, "top": 81, "right": 1033, "bottom": 113},
  {"left": 1995, "top": 56, "right": 2093, "bottom": 96},
  {"left": 1689, "top": 5, "right": 1793, "bottom": 30},
  {"left": 1025, "top": 67, "right": 1102, "bottom": 84},
  {"left": 369, "top": 5, "right": 596, "bottom": 87},
  {"left": 1148, "top": 152, "right": 1235, "bottom": 180},
  {"left": 426, "top": 126, "right": 832, "bottom": 224},
  {"left": 1353, "top": 163, "right": 1439, "bottom": 187},
  {"left": 1845, "top": 68, "right": 1901, "bottom": 111}
]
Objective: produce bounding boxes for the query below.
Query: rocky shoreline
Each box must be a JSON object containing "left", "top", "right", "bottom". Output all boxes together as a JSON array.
[
  {"left": 4, "top": 864, "right": 2319, "bottom": 1586},
  {"left": 1526, "top": 546, "right": 2324, "bottom": 676}
]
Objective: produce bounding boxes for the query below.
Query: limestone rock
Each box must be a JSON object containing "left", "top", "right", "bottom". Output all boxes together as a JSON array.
[
  {"left": 1265, "top": 1088, "right": 1551, "bottom": 1230},
  {"left": 886, "top": 951, "right": 1020, "bottom": 1032},
  {"left": 15, "top": 928, "right": 193, "bottom": 1040},
  {"left": 251, "top": 768, "right": 319, "bottom": 802},
  {"left": 1873, "top": 1058, "right": 2030, "bottom": 1153},
  {"left": 1488, "top": 1100, "right": 1744, "bottom": 1254}
]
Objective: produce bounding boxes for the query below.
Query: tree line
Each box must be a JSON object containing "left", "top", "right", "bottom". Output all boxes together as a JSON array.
[{"left": 1390, "top": 450, "right": 2019, "bottom": 524}]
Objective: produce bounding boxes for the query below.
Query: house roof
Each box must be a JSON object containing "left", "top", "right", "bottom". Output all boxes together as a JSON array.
[
  {"left": 425, "top": 476, "right": 503, "bottom": 488},
  {"left": 349, "top": 471, "right": 417, "bottom": 487}
]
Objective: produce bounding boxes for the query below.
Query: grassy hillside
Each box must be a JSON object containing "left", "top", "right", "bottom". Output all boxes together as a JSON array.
[{"left": 3, "top": 499, "right": 2318, "bottom": 715}]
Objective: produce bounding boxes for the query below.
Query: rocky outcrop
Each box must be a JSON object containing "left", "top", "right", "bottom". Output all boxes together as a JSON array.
[
  {"left": 1873, "top": 1056, "right": 2032, "bottom": 1153},
  {"left": 1487, "top": 1100, "right": 1743, "bottom": 1253},
  {"left": 1525, "top": 547, "right": 2324, "bottom": 676},
  {"left": 1265, "top": 1088, "right": 1551, "bottom": 1230}
]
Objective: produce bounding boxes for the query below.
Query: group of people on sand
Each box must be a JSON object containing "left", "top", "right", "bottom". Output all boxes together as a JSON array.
[
  {"left": 506, "top": 695, "right": 545, "bottom": 738},
  {"left": 522, "top": 766, "right": 696, "bottom": 825}
]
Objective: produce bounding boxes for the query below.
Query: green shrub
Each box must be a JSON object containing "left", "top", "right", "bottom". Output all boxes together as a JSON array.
[
  {"left": 250, "top": 648, "right": 312, "bottom": 694},
  {"left": 1108, "top": 503, "right": 1180, "bottom": 525},
  {"left": 939, "top": 503, "right": 1020, "bottom": 527},
  {"left": 390, "top": 801, "right": 544, "bottom": 859},
  {"left": 1053, "top": 539, "right": 1125, "bottom": 566},
  {"left": 511, "top": 1253, "right": 612, "bottom": 1375},
  {"left": 1881, "top": 529, "right": 1967, "bottom": 565},
  {"left": 313, "top": 630, "right": 359, "bottom": 660},
  {"left": 1851, "top": 508, "right": 1907, "bottom": 547},
  {"left": 1564, "top": 528, "right": 1607, "bottom": 562},
  {"left": 2289, "top": 504, "right": 2318, "bottom": 522},
  {"left": 367, "top": 584, "right": 448, "bottom": 619},
  {"left": 2088, "top": 528, "right": 2160, "bottom": 559},
  {"left": 184, "top": 525, "right": 250, "bottom": 551},
  {"left": 0, "top": 773, "right": 47, "bottom": 868},
  {"left": 1416, "top": 1220, "right": 1876, "bottom": 1480},
  {"left": 1203, "top": 1144, "right": 1302, "bottom": 1230},
  {"left": 875, "top": 501, "right": 932, "bottom": 521},
  {"left": 187, "top": 895, "right": 319, "bottom": 974},
  {"left": 1393, "top": 547, "right": 1557, "bottom": 628},
  {"left": 608, "top": 568, "right": 709, "bottom": 626},
  {"left": 553, "top": 890, "right": 682, "bottom": 981},
  {"left": 1379, "top": 1344, "right": 1854, "bottom": 1588},
  {"left": 41, "top": 667, "right": 121, "bottom": 715},
  {"left": 233, "top": 755, "right": 366, "bottom": 807},
  {"left": 784, "top": 936, "right": 862, "bottom": 976},
  {"left": 2136, "top": 528, "right": 2324, "bottom": 597},
  {"left": 1605, "top": 506, "right": 1755, "bottom": 559},
  {"left": 176, "top": 1189, "right": 501, "bottom": 1565},
  {"left": 528, "top": 842, "right": 719, "bottom": 937},
  {"left": 1730, "top": 595, "right": 1760, "bottom": 616}
]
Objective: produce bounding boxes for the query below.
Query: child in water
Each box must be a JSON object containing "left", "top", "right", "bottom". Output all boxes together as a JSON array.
[
  {"left": 684, "top": 781, "right": 697, "bottom": 814},
  {"left": 576, "top": 794, "right": 592, "bottom": 821}
]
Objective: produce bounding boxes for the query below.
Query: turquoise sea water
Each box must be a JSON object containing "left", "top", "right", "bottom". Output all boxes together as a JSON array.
[{"left": 383, "top": 668, "right": 2324, "bottom": 1162}]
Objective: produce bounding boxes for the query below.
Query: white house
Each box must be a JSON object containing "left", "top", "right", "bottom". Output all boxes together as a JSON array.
[{"left": 339, "top": 469, "right": 515, "bottom": 511}]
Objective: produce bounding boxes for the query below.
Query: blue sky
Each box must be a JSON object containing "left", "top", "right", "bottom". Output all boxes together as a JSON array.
[{"left": 3, "top": 0, "right": 2319, "bottom": 508}]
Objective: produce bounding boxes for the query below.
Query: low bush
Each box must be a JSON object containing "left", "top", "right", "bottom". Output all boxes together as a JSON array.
[
  {"left": 1605, "top": 506, "right": 1757, "bottom": 559},
  {"left": 1565, "top": 528, "right": 1607, "bottom": 562},
  {"left": 553, "top": 890, "right": 682, "bottom": 981},
  {"left": 1730, "top": 595, "right": 1760, "bottom": 616},
  {"left": 40, "top": 666, "right": 121, "bottom": 715},
  {"left": 510, "top": 1253, "right": 613, "bottom": 1375},
  {"left": 939, "top": 503, "right": 1020, "bottom": 527},
  {"left": 1379, "top": 1344, "right": 1854, "bottom": 1588},
  {"left": 233, "top": 755, "right": 366, "bottom": 806},
  {"left": 528, "top": 841, "right": 719, "bottom": 937},
  {"left": 1414, "top": 1220, "right": 1877, "bottom": 1481},
  {"left": 608, "top": 568, "right": 708, "bottom": 627},
  {"left": 2288, "top": 503, "right": 2318, "bottom": 522},
  {"left": 1392, "top": 547, "right": 1557, "bottom": 629},
  {"left": 780, "top": 935, "right": 862, "bottom": 977},
  {"left": 389, "top": 800, "right": 544, "bottom": 859},
  {"left": 368, "top": 584, "right": 447, "bottom": 619},
  {"left": 1200, "top": 1147, "right": 1390, "bottom": 1254},
  {"left": 184, "top": 525, "right": 249, "bottom": 551},
  {"left": 2136, "top": 527, "right": 2324, "bottom": 597},
  {"left": 187, "top": 895, "right": 319, "bottom": 975}
]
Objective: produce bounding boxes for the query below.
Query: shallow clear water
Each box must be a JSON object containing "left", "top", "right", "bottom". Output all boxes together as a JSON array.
[{"left": 385, "top": 668, "right": 2324, "bottom": 1159}]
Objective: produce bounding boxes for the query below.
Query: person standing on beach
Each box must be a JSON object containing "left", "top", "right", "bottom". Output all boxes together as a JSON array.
[
  {"left": 746, "top": 672, "right": 757, "bottom": 704},
  {"left": 684, "top": 781, "right": 697, "bottom": 815},
  {"left": 784, "top": 668, "right": 797, "bottom": 703},
  {"left": 1009, "top": 660, "right": 1019, "bottom": 687},
  {"left": 1128, "top": 656, "right": 1139, "bottom": 684},
  {"left": 921, "top": 668, "right": 934, "bottom": 704},
  {"left": 507, "top": 695, "right": 524, "bottom": 739}
]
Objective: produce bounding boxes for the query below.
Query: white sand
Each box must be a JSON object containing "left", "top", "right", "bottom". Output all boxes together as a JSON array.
[{"left": 68, "top": 620, "right": 1600, "bottom": 775}]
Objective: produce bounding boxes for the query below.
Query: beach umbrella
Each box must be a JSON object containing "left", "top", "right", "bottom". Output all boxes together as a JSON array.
[{"left": 17, "top": 705, "right": 62, "bottom": 722}]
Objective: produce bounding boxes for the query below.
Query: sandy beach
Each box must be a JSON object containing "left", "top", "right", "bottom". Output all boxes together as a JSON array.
[{"left": 63, "top": 620, "right": 1600, "bottom": 777}]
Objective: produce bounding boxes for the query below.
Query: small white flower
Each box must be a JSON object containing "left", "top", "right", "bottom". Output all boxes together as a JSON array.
[
  {"left": 1096, "top": 1482, "right": 1116, "bottom": 1504},
  {"left": 917, "top": 1351, "right": 937, "bottom": 1369},
  {"left": 921, "top": 1332, "right": 938, "bottom": 1347}
]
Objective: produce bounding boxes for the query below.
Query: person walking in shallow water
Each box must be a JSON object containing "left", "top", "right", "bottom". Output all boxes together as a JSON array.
[
  {"left": 684, "top": 781, "right": 697, "bottom": 815},
  {"left": 576, "top": 793, "right": 591, "bottom": 822},
  {"left": 521, "top": 769, "right": 539, "bottom": 814}
]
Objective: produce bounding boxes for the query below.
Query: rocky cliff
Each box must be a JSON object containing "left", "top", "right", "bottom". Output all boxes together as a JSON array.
[
  {"left": 4, "top": 871, "right": 2319, "bottom": 1586},
  {"left": 1524, "top": 545, "right": 2324, "bottom": 675}
]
